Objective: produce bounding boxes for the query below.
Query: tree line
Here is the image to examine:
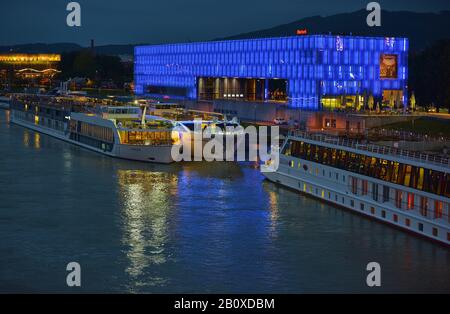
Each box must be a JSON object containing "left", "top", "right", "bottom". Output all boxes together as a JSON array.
[{"left": 409, "top": 39, "right": 450, "bottom": 111}]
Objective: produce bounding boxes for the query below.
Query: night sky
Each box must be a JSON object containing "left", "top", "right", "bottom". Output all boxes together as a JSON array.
[{"left": 1, "top": 0, "right": 450, "bottom": 46}]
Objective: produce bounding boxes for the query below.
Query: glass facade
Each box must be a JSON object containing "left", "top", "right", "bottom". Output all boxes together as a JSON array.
[{"left": 135, "top": 35, "right": 409, "bottom": 110}]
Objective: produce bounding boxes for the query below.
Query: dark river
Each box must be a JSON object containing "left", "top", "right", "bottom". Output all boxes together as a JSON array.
[{"left": 0, "top": 109, "right": 448, "bottom": 293}]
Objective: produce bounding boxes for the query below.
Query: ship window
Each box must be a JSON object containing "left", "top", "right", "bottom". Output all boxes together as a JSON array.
[
  {"left": 350, "top": 200, "right": 355, "bottom": 207},
  {"left": 381, "top": 210, "right": 386, "bottom": 218},
  {"left": 393, "top": 214, "right": 398, "bottom": 222},
  {"left": 372, "top": 183, "right": 379, "bottom": 202},
  {"left": 351, "top": 177, "right": 358, "bottom": 195},
  {"left": 434, "top": 201, "right": 443, "bottom": 219},
  {"left": 360, "top": 203, "right": 365, "bottom": 211},
  {"left": 371, "top": 207, "right": 375, "bottom": 215},
  {"left": 407, "top": 193, "right": 415, "bottom": 210},
  {"left": 403, "top": 165, "right": 412, "bottom": 186},
  {"left": 420, "top": 197, "right": 428, "bottom": 217},
  {"left": 433, "top": 228, "right": 438, "bottom": 237},
  {"left": 382, "top": 186, "right": 390, "bottom": 203},
  {"left": 418, "top": 223, "right": 424, "bottom": 232},
  {"left": 361, "top": 180, "right": 368, "bottom": 195},
  {"left": 405, "top": 218, "right": 410, "bottom": 227},
  {"left": 395, "top": 190, "right": 403, "bottom": 209},
  {"left": 287, "top": 140, "right": 447, "bottom": 197},
  {"left": 417, "top": 168, "right": 425, "bottom": 190}
]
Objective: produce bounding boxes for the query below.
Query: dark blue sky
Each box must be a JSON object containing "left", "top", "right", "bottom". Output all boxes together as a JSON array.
[{"left": 1, "top": 0, "right": 450, "bottom": 46}]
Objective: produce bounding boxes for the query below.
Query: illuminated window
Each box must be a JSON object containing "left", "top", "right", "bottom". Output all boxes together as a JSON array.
[
  {"left": 433, "top": 228, "right": 438, "bottom": 237},
  {"left": 434, "top": 201, "right": 443, "bottom": 219},
  {"left": 395, "top": 190, "right": 403, "bottom": 209},
  {"left": 407, "top": 193, "right": 415, "bottom": 210},
  {"left": 418, "top": 223, "right": 424, "bottom": 232}
]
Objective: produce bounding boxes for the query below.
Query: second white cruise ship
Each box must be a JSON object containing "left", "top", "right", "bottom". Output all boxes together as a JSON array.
[{"left": 262, "top": 131, "right": 450, "bottom": 246}]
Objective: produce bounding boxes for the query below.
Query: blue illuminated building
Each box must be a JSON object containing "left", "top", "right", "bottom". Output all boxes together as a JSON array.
[{"left": 135, "top": 35, "right": 408, "bottom": 110}]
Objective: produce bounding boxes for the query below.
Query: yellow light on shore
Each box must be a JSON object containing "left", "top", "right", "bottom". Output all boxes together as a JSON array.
[{"left": 0, "top": 54, "right": 61, "bottom": 64}]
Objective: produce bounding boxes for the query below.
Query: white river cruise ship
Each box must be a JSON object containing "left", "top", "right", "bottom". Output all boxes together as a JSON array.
[
  {"left": 10, "top": 96, "right": 178, "bottom": 163},
  {"left": 262, "top": 131, "right": 450, "bottom": 246}
]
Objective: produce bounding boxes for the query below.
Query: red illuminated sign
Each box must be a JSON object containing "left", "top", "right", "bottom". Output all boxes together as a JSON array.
[{"left": 296, "top": 29, "right": 308, "bottom": 35}]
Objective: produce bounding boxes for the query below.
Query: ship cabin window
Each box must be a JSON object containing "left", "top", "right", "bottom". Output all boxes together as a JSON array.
[
  {"left": 433, "top": 228, "right": 438, "bottom": 237},
  {"left": 418, "top": 223, "right": 424, "bottom": 232},
  {"left": 434, "top": 201, "right": 443, "bottom": 219},
  {"left": 370, "top": 207, "right": 375, "bottom": 215},
  {"left": 395, "top": 190, "right": 403, "bottom": 209},
  {"left": 405, "top": 218, "right": 411, "bottom": 227},
  {"left": 407, "top": 193, "right": 415, "bottom": 210},
  {"left": 420, "top": 197, "right": 428, "bottom": 217},
  {"left": 382, "top": 186, "right": 390, "bottom": 203},
  {"left": 350, "top": 200, "right": 355, "bottom": 208},
  {"left": 290, "top": 160, "right": 295, "bottom": 168},
  {"left": 372, "top": 183, "right": 379, "bottom": 202},
  {"left": 351, "top": 177, "right": 358, "bottom": 195},
  {"left": 393, "top": 214, "right": 398, "bottom": 223},
  {"left": 381, "top": 210, "right": 386, "bottom": 218},
  {"left": 360, "top": 203, "right": 365, "bottom": 211},
  {"left": 118, "top": 130, "right": 172, "bottom": 145}
]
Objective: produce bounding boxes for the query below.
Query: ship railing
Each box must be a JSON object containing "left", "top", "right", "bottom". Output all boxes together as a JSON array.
[{"left": 289, "top": 130, "right": 450, "bottom": 169}]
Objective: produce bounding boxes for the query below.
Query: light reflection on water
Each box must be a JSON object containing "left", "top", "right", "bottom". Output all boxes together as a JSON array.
[
  {"left": 0, "top": 110, "right": 449, "bottom": 293},
  {"left": 117, "top": 170, "right": 177, "bottom": 289}
]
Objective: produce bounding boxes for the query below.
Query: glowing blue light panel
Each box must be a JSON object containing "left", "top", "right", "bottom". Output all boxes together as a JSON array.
[{"left": 135, "top": 35, "right": 409, "bottom": 110}]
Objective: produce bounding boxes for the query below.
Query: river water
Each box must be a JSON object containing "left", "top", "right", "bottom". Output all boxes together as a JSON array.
[{"left": 0, "top": 109, "right": 448, "bottom": 293}]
